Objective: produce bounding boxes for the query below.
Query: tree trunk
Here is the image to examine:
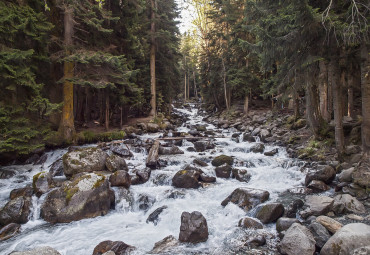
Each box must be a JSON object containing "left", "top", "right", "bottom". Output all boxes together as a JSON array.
[
  {"left": 319, "top": 61, "right": 329, "bottom": 121},
  {"left": 293, "top": 84, "right": 300, "bottom": 119},
  {"left": 193, "top": 69, "right": 197, "bottom": 99},
  {"left": 149, "top": 0, "right": 156, "bottom": 117},
  {"left": 84, "top": 86, "right": 90, "bottom": 123},
  {"left": 105, "top": 88, "right": 109, "bottom": 131},
  {"left": 221, "top": 58, "right": 229, "bottom": 110},
  {"left": 360, "top": 43, "right": 370, "bottom": 155},
  {"left": 329, "top": 57, "right": 345, "bottom": 155},
  {"left": 306, "top": 73, "right": 322, "bottom": 138},
  {"left": 119, "top": 105, "right": 123, "bottom": 129},
  {"left": 59, "top": 7, "right": 75, "bottom": 141},
  {"left": 243, "top": 95, "right": 249, "bottom": 115},
  {"left": 347, "top": 69, "right": 354, "bottom": 118}
]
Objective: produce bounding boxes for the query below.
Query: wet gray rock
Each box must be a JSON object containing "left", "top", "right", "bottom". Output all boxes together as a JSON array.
[
  {"left": 321, "top": 223, "right": 370, "bottom": 255},
  {"left": 305, "top": 165, "right": 336, "bottom": 186},
  {"left": 0, "top": 169, "right": 16, "bottom": 179},
  {"left": 41, "top": 173, "right": 115, "bottom": 223},
  {"left": 307, "top": 180, "right": 329, "bottom": 193},
  {"left": 215, "top": 164, "right": 232, "bottom": 178},
  {"left": 147, "top": 123, "right": 160, "bottom": 133},
  {"left": 109, "top": 170, "right": 130, "bottom": 188},
  {"left": 146, "top": 205, "right": 168, "bottom": 225},
  {"left": 221, "top": 188, "right": 270, "bottom": 212},
  {"left": 279, "top": 223, "right": 316, "bottom": 255},
  {"left": 32, "top": 172, "right": 53, "bottom": 197},
  {"left": 10, "top": 246, "right": 61, "bottom": 255},
  {"left": 193, "top": 141, "right": 215, "bottom": 152},
  {"left": 264, "top": 148, "right": 278, "bottom": 156},
  {"left": 138, "top": 194, "right": 156, "bottom": 212},
  {"left": 316, "top": 215, "right": 343, "bottom": 234},
  {"left": 199, "top": 173, "right": 216, "bottom": 183},
  {"left": 179, "top": 211, "right": 208, "bottom": 243},
  {"left": 238, "top": 217, "right": 263, "bottom": 229},
  {"left": 0, "top": 223, "right": 20, "bottom": 241},
  {"left": 193, "top": 158, "right": 208, "bottom": 167},
  {"left": 276, "top": 217, "right": 299, "bottom": 232},
  {"left": 131, "top": 168, "right": 151, "bottom": 185},
  {"left": 243, "top": 133, "right": 256, "bottom": 142},
  {"left": 159, "top": 146, "right": 184, "bottom": 155},
  {"left": 172, "top": 169, "right": 201, "bottom": 189},
  {"left": 106, "top": 154, "right": 128, "bottom": 172},
  {"left": 111, "top": 145, "right": 133, "bottom": 158},
  {"left": 62, "top": 147, "right": 108, "bottom": 177},
  {"left": 92, "top": 240, "right": 135, "bottom": 255},
  {"left": 244, "top": 236, "right": 266, "bottom": 248},
  {"left": 332, "top": 194, "right": 366, "bottom": 215},
  {"left": 211, "top": 155, "right": 234, "bottom": 167},
  {"left": 309, "top": 220, "right": 331, "bottom": 249},
  {"left": 150, "top": 235, "right": 179, "bottom": 254},
  {"left": 285, "top": 199, "right": 304, "bottom": 218},
  {"left": 0, "top": 196, "right": 31, "bottom": 225},
  {"left": 300, "top": 195, "right": 334, "bottom": 219},
  {"left": 49, "top": 158, "right": 64, "bottom": 177},
  {"left": 338, "top": 167, "right": 355, "bottom": 183},
  {"left": 352, "top": 246, "right": 370, "bottom": 255},
  {"left": 10, "top": 187, "right": 33, "bottom": 200},
  {"left": 250, "top": 143, "right": 265, "bottom": 153},
  {"left": 255, "top": 203, "right": 284, "bottom": 224},
  {"left": 232, "top": 169, "right": 251, "bottom": 183}
]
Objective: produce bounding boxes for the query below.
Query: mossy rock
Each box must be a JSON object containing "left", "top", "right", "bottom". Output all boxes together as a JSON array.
[
  {"left": 211, "top": 155, "right": 234, "bottom": 167},
  {"left": 291, "top": 119, "right": 307, "bottom": 130}
]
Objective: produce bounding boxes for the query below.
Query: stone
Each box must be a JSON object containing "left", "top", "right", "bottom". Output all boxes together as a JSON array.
[
  {"left": 10, "top": 247, "right": 61, "bottom": 255},
  {"left": 109, "top": 170, "right": 130, "bottom": 188},
  {"left": 0, "top": 169, "right": 16, "bottom": 179},
  {"left": 196, "top": 125, "right": 207, "bottom": 131},
  {"left": 276, "top": 218, "right": 299, "bottom": 232},
  {"left": 243, "top": 133, "right": 256, "bottom": 142},
  {"left": 138, "top": 194, "right": 156, "bottom": 211},
  {"left": 10, "top": 187, "right": 33, "bottom": 200},
  {"left": 0, "top": 223, "right": 20, "bottom": 241},
  {"left": 305, "top": 165, "right": 336, "bottom": 186},
  {"left": 211, "top": 155, "right": 234, "bottom": 167},
  {"left": 309, "top": 220, "right": 331, "bottom": 249},
  {"left": 352, "top": 246, "right": 370, "bottom": 255},
  {"left": 316, "top": 216, "right": 343, "bottom": 234},
  {"left": 193, "top": 158, "right": 208, "bottom": 167},
  {"left": 244, "top": 236, "right": 266, "bottom": 247},
  {"left": 300, "top": 195, "right": 334, "bottom": 219},
  {"left": 106, "top": 154, "right": 128, "bottom": 172},
  {"left": 111, "top": 145, "right": 133, "bottom": 158},
  {"left": 215, "top": 164, "right": 232, "bottom": 178},
  {"left": 62, "top": 147, "right": 108, "bottom": 177},
  {"left": 332, "top": 194, "right": 366, "bottom": 215},
  {"left": 49, "top": 159, "right": 64, "bottom": 177},
  {"left": 24, "top": 154, "right": 40, "bottom": 165},
  {"left": 92, "top": 240, "right": 135, "bottom": 255},
  {"left": 232, "top": 169, "right": 251, "bottom": 183},
  {"left": 147, "top": 123, "right": 160, "bottom": 132},
  {"left": 179, "top": 211, "right": 208, "bottom": 243},
  {"left": 250, "top": 143, "right": 265, "bottom": 153},
  {"left": 338, "top": 167, "right": 355, "bottom": 183},
  {"left": 264, "top": 148, "right": 278, "bottom": 156},
  {"left": 158, "top": 146, "right": 184, "bottom": 155},
  {"left": 0, "top": 196, "right": 31, "bottom": 225},
  {"left": 321, "top": 223, "right": 370, "bottom": 255},
  {"left": 146, "top": 206, "right": 168, "bottom": 225},
  {"left": 346, "top": 214, "right": 364, "bottom": 221},
  {"left": 255, "top": 203, "right": 285, "bottom": 224},
  {"left": 307, "top": 180, "right": 329, "bottom": 193},
  {"left": 150, "top": 235, "right": 179, "bottom": 254},
  {"left": 285, "top": 199, "right": 304, "bottom": 218},
  {"left": 238, "top": 217, "right": 263, "bottom": 229},
  {"left": 172, "top": 170, "right": 201, "bottom": 189},
  {"left": 221, "top": 188, "right": 270, "bottom": 212},
  {"left": 32, "top": 172, "right": 53, "bottom": 197},
  {"left": 352, "top": 159, "right": 370, "bottom": 189},
  {"left": 199, "top": 174, "right": 216, "bottom": 183},
  {"left": 193, "top": 141, "right": 215, "bottom": 152},
  {"left": 279, "top": 223, "right": 316, "bottom": 255},
  {"left": 131, "top": 168, "right": 151, "bottom": 185},
  {"left": 259, "top": 129, "right": 271, "bottom": 140},
  {"left": 41, "top": 173, "right": 115, "bottom": 223}
]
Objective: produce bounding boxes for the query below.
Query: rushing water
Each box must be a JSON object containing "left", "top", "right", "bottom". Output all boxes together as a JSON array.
[{"left": 0, "top": 104, "right": 306, "bottom": 255}]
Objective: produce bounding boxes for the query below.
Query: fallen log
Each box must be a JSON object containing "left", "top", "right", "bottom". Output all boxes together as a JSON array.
[{"left": 146, "top": 140, "right": 160, "bottom": 168}]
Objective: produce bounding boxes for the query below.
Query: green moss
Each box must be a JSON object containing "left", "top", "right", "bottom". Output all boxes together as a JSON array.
[
  {"left": 77, "top": 130, "right": 126, "bottom": 144},
  {"left": 212, "top": 155, "right": 234, "bottom": 167},
  {"left": 288, "top": 135, "right": 300, "bottom": 144},
  {"left": 65, "top": 186, "right": 79, "bottom": 204},
  {"left": 32, "top": 171, "right": 46, "bottom": 189},
  {"left": 93, "top": 174, "right": 106, "bottom": 188}
]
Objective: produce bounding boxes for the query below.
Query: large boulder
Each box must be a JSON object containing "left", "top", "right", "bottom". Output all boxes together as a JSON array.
[
  {"left": 109, "top": 170, "right": 130, "bottom": 188},
  {"left": 221, "top": 188, "right": 270, "bottom": 212},
  {"left": 279, "top": 223, "right": 316, "bottom": 255},
  {"left": 0, "top": 196, "right": 31, "bottom": 225},
  {"left": 172, "top": 170, "right": 201, "bottom": 189},
  {"left": 255, "top": 203, "right": 284, "bottom": 224},
  {"left": 215, "top": 164, "right": 232, "bottom": 178},
  {"left": 193, "top": 141, "right": 215, "bottom": 152},
  {"left": 106, "top": 154, "right": 128, "bottom": 172},
  {"left": 321, "top": 223, "right": 370, "bottom": 255},
  {"left": 250, "top": 143, "right": 265, "bottom": 153},
  {"left": 305, "top": 165, "right": 336, "bottom": 186},
  {"left": 159, "top": 146, "right": 184, "bottom": 155},
  {"left": 41, "top": 173, "right": 115, "bottom": 223},
  {"left": 147, "top": 123, "right": 160, "bottom": 133},
  {"left": 307, "top": 180, "right": 329, "bottom": 193},
  {"left": 337, "top": 167, "right": 355, "bottom": 183},
  {"left": 150, "top": 235, "right": 179, "bottom": 254},
  {"left": 179, "top": 211, "right": 208, "bottom": 243},
  {"left": 300, "top": 195, "right": 334, "bottom": 219},
  {"left": 352, "top": 158, "right": 370, "bottom": 189},
  {"left": 238, "top": 217, "right": 263, "bottom": 229},
  {"left": 32, "top": 172, "right": 53, "bottom": 197},
  {"left": 62, "top": 147, "right": 108, "bottom": 177},
  {"left": 10, "top": 187, "right": 33, "bottom": 200},
  {"left": 92, "top": 240, "right": 135, "bottom": 255},
  {"left": 332, "top": 194, "right": 366, "bottom": 215},
  {"left": 130, "top": 168, "right": 151, "bottom": 185},
  {"left": 211, "top": 155, "right": 233, "bottom": 167},
  {"left": 49, "top": 158, "right": 64, "bottom": 177},
  {"left": 0, "top": 223, "right": 20, "bottom": 241},
  {"left": 232, "top": 169, "right": 251, "bottom": 183},
  {"left": 276, "top": 218, "right": 299, "bottom": 232},
  {"left": 316, "top": 216, "right": 343, "bottom": 234},
  {"left": 10, "top": 247, "right": 61, "bottom": 255},
  {"left": 309, "top": 220, "right": 331, "bottom": 249}
]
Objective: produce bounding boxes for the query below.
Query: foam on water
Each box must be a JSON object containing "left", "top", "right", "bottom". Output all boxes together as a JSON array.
[{"left": 0, "top": 104, "right": 305, "bottom": 255}]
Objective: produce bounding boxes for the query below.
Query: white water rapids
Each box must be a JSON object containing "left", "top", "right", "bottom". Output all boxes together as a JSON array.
[{"left": 0, "top": 105, "right": 306, "bottom": 255}]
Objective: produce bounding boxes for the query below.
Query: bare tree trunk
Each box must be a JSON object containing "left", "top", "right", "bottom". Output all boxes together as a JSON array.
[
  {"left": 119, "top": 105, "right": 123, "bottom": 129},
  {"left": 187, "top": 71, "right": 190, "bottom": 99},
  {"left": 327, "top": 63, "right": 333, "bottom": 121},
  {"left": 347, "top": 71, "right": 354, "bottom": 118},
  {"left": 243, "top": 95, "right": 249, "bottom": 115},
  {"left": 221, "top": 58, "right": 229, "bottom": 110},
  {"left": 319, "top": 61, "right": 329, "bottom": 121},
  {"left": 306, "top": 70, "right": 322, "bottom": 138},
  {"left": 59, "top": 7, "right": 75, "bottom": 141},
  {"left": 329, "top": 57, "right": 345, "bottom": 155},
  {"left": 361, "top": 43, "right": 370, "bottom": 155},
  {"left": 193, "top": 69, "right": 197, "bottom": 99},
  {"left": 105, "top": 88, "right": 109, "bottom": 131},
  {"left": 184, "top": 72, "right": 187, "bottom": 101},
  {"left": 149, "top": 0, "right": 156, "bottom": 117}
]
